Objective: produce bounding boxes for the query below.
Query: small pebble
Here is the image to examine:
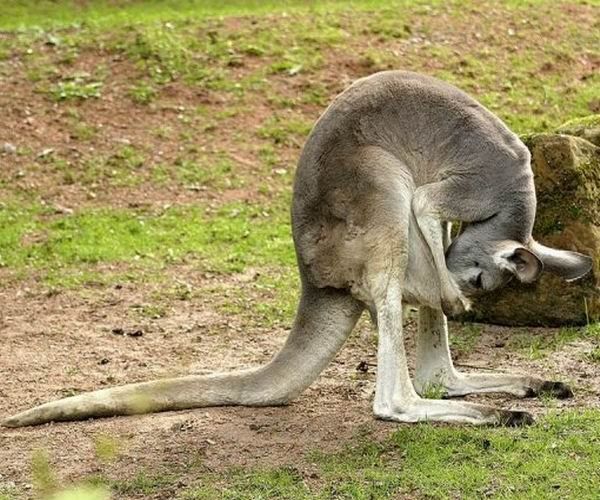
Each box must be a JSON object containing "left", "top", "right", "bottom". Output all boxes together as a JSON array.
[
  {"left": 356, "top": 360, "right": 369, "bottom": 372},
  {"left": 2, "top": 142, "right": 16, "bottom": 154},
  {"left": 37, "top": 148, "right": 54, "bottom": 158}
]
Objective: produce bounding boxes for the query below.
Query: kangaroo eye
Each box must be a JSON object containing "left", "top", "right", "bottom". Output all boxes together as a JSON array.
[
  {"left": 474, "top": 261, "right": 480, "bottom": 267},
  {"left": 474, "top": 273, "right": 483, "bottom": 289}
]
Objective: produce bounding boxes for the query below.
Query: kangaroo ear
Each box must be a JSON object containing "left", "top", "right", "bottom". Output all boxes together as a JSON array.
[
  {"left": 530, "top": 241, "right": 593, "bottom": 282},
  {"left": 494, "top": 243, "right": 543, "bottom": 283}
]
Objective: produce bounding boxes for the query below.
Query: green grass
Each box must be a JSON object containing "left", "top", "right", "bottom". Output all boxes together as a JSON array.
[
  {"left": 183, "top": 467, "right": 310, "bottom": 499},
  {"left": 259, "top": 116, "right": 313, "bottom": 146},
  {"left": 450, "top": 323, "right": 483, "bottom": 358},
  {"left": 129, "top": 81, "right": 158, "bottom": 104},
  {"left": 0, "top": 1, "right": 441, "bottom": 30},
  {"left": 110, "top": 471, "right": 177, "bottom": 496},
  {"left": 94, "top": 434, "right": 121, "bottom": 463},
  {"left": 31, "top": 449, "right": 58, "bottom": 496},
  {"left": 35, "top": 410, "right": 599, "bottom": 498},
  {"left": 2, "top": 1, "right": 597, "bottom": 131},
  {"left": 0, "top": 197, "right": 300, "bottom": 325},
  {"left": 585, "top": 346, "right": 600, "bottom": 363},
  {"left": 420, "top": 382, "right": 448, "bottom": 399},
  {"left": 173, "top": 410, "right": 600, "bottom": 499},
  {"left": 69, "top": 121, "right": 98, "bottom": 141},
  {"left": 509, "top": 323, "right": 600, "bottom": 360},
  {"left": 65, "top": 472, "right": 176, "bottom": 498},
  {"left": 132, "top": 302, "right": 168, "bottom": 319},
  {"left": 51, "top": 486, "right": 110, "bottom": 500},
  {"left": 50, "top": 79, "right": 103, "bottom": 101},
  {"left": 0, "top": 201, "right": 294, "bottom": 273}
]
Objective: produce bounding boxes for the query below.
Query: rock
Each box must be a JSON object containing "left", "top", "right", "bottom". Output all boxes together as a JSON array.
[
  {"left": 467, "top": 117, "right": 600, "bottom": 326},
  {"left": 37, "top": 147, "right": 54, "bottom": 158},
  {"left": 52, "top": 203, "right": 73, "bottom": 215},
  {"left": 556, "top": 114, "right": 600, "bottom": 147},
  {"left": 2, "top": 142, "right": 16, "bottom": 154}
]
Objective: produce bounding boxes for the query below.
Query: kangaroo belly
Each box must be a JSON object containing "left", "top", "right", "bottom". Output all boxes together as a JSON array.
[{"left": 295, "top": 197, "right": 442, "bottom": 310}]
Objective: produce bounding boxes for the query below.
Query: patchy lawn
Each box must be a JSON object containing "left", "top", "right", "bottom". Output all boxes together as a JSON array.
[{"left": 0, "top": 0, "right": 599, "bottom": 498}]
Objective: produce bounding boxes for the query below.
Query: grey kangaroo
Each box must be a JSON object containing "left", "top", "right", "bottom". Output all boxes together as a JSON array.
[{"left": 3, "top": 71, "right": 592, "bottom": 428}]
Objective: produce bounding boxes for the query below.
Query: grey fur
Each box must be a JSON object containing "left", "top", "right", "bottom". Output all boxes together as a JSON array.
[
  {"left": 2, "top": 71, "right": 592, "bottom": 428},
  {"left": 293, "top": 70, "right": 590, "bottom": 310}
]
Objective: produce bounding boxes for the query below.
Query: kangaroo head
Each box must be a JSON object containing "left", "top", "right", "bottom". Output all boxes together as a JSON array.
[{"left": 445, "top": 228, "right": 593, "bottom": 297}]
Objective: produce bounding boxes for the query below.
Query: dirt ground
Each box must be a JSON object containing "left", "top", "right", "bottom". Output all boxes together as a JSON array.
[
  {"left": 0, "top": 3, "right": 599, "bottom": 497},
  {"left": 1, "top": 272, "right": 599, "bottom": 498}
]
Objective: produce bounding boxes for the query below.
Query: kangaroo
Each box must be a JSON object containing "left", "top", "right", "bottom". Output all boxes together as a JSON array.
[{"left": 3, "top": 71, "right": 592, "bottom": 428}]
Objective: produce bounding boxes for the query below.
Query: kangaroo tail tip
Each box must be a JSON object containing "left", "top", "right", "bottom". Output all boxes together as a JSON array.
[
  {"left": 2, "top": 407, "right": 57, "bottom": 428},
  {"left": 2, "top": 413, "right": 30, "bottom": 428}
]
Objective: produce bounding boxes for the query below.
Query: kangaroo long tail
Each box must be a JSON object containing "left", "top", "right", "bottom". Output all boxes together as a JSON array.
[{"left": 2, "top": 285, "right": 363, "bottom": 428}]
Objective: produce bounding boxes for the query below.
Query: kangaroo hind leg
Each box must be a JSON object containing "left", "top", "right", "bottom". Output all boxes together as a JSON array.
[
  {"left": 413, "top": 306, "right": 572, "bottom": 399},
  {"left": 372, "top": 274, "right": 533, "bottom": 426},
  {"left": 362, "top": 197, "right": 532, "bottom": 425}
]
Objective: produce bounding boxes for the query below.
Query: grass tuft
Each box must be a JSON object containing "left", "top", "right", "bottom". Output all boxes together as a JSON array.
[{"left": 50, "top": 79, "right": 103, "bottom": 101}]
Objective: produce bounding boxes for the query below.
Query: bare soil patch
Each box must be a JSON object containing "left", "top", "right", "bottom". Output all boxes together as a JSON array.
[{"left": 1, "top": 1, "right": 597, "bottom": 212}]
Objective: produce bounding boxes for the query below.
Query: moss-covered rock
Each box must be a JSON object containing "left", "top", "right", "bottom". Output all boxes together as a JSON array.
[
  {"left": 556, "top": 114, "right": 600, "bottom": 147},
  {"left": 467, "top": 119, "right": 600, "bottom": 326}
]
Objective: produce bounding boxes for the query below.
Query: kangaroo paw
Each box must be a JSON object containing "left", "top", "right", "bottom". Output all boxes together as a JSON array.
[{"left": 525, "top": 381, "right": 573, "bottom": 400}]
